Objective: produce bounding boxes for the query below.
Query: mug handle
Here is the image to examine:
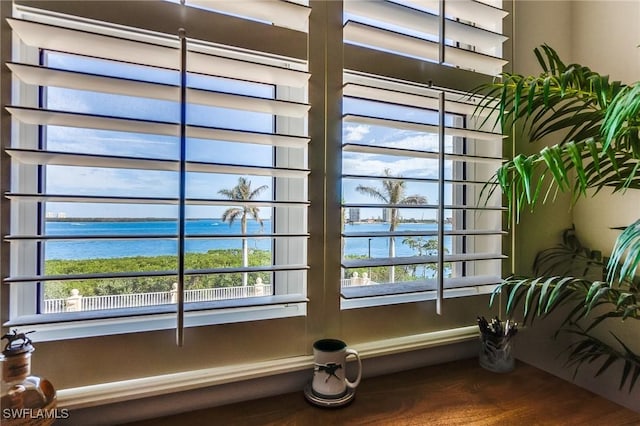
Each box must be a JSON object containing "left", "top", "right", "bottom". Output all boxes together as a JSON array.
[{"left": 344, "top": 348, "right": 362, "bottom": 389}]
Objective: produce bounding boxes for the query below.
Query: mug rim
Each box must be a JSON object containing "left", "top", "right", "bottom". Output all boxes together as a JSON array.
[{"left": 313, "top": 338, "right": 347, "bottom": 352}]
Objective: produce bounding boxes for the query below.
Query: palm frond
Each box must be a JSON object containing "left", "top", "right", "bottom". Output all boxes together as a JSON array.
[
  {"left": 472, "top": 45, "right": 635, "bottom": 221},
  {"left": 496, "top": 274, "right": 640, "bottom": 389},
  {"left": 562, "top": 329, "right": 640, "bottom": 392},
  {"left": 490, "top": 276, "right": 591, "bottom": 325},
  {"left": 602, "top": 82, "right": 640, "bottom": 156},
  {"left": 608, "top": 218, "right": 640, "bottom": 283},
  {"left": 483, "top": 139, "right": 640, "bottom": 220},
  {"left": 473, "top": 45, "right": 622, "bottom": 145}
]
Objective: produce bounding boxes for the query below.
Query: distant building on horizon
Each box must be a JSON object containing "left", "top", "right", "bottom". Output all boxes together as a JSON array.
[
  {"left": 348, "top": 208, "right": 360, "bottom": 223},
  {"left": 382, "top": 208, "right": 389, "bottom": 223},
  {"left": 46, "top": 211, "right": 67, "bottom": 219}
]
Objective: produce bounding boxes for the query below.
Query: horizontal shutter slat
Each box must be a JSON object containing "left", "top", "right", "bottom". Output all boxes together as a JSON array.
[
  {"left": 344, "top": 173, "right": 499, "bottom": 186},
  {"left": 8, "top": 63, "right": 179, "bottom": 101},
  {"left": 5, "top": 193, "right": 180, "bottom": 204},
  {"left": 342, "top": 203, "right": 505, "bottom": 211},
  {"left": 186, "top": 51, "right": 309, "bottom": 87},
  {"left": 186, "top": 126, "right": 309, "bottom": 147},
  {"left": 185, "top": 162, "right": 309, "bottom": 178},
  {"left": 343, "top": 143, "right": 502, "bottom": 163},
  {"left": 185, "top": 199, "right": 308, "bottom": 207},
  {"left": 445, "top": 127, "right": 504, "bottom": 141},
  {"left": 443, "top": 18, "right": 507, "bottom": 50},
  {"left": 7, "top": 107, "right": 179, "bottom": 136},
  {"left": 443, "top": 45, "right": 507, "bottom": 77},
  {"left": 7, "top": 148, "right": 179, "bottom": 171},
  {"left": 7, "top": 148, "right": 310, "bottom": 178},
  {"left": 4, "top": 264, "right": 309, "bottom": 284},
  {"left": 344, "top": 113, "right": 438, "bottom": 133},
  {"left": 344, "top": 0, "right": 438, "bottom": 37},
  {"left": 186, "top": 0, "right": 311, "bottom": 32},
  {"left": 343, "top": 230, "right": 506, "bottom": 238},
  {"left": 344, "top": 20, "right": 439, "bottom": 62},
  {"left": 6, "top": 233, "right": 308, "bottom": 241},
  {"left": 342, "top": 253, "right": 506, "bottom": 268},
  {"left": 8, "top": 18, "right": 179, "bottom": 68},
  {"left": 341, "top": 275, "right": 502, "bottom": 299},
  {"left": 344, "top": 82, "right": 489, "bottom": 117},
  {"left": 343, "top": 114, "right": 502, "bottom": 140},
  {"left": 187, "top": 88, "right": 309, "bottom": 117},
  {"left": 5, "top": 193, "right": 309, "bottom": 207}
]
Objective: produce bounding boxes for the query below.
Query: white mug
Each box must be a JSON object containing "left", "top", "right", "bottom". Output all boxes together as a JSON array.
[{"left": 312, "top": 339, "right": 362, "bottom": 399}]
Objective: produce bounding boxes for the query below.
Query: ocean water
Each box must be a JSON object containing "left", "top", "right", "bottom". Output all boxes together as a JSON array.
[{"left": 45, "top": 220, "right": 450, "bottom": 261}]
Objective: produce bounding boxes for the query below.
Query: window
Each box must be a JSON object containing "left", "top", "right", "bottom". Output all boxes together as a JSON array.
[
  {"left": 340, "top": 0, "right": 507, "bottom": 310},
  {"left": 4, "top": 2, "right": 310, "bottom": 333},
  {"left": 2, "top": 0, "right": 508, "bottom": 339}
]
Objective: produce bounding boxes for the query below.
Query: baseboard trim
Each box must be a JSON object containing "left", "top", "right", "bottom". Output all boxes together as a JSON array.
[{"left": 58, "top": 325, "right": 478, "bottom": 412}]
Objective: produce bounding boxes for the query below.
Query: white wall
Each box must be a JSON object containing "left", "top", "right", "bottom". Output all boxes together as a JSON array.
[
  {"left": 572, "top": 0, "right": 640, "bottom": 252},
  {"left": 510, "top": 0, "right": 574, "bottom": 278}
]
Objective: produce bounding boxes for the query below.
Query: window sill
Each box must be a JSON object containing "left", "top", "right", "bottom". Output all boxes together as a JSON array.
[
  {"left": 340, "top": 277, "right": 499, "bottom": 310},
  {"left": 5, "top": 295, "right": 307, "bottom": 342}
]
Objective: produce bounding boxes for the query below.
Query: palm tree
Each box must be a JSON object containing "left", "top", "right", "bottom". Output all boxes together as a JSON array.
[
  {"left": 356, "top": 169, "right": 427, "bottom": 282},
  {"left": 474, "top": 45, "right": 640, "bottom": 390},
  {"left": 219, "top": 177, "right": 268, "bottom": 287}
]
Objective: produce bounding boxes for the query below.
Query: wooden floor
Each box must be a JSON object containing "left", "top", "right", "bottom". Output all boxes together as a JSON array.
[{"left": 124, "top": 358, "right": 640, "bottom": 425}]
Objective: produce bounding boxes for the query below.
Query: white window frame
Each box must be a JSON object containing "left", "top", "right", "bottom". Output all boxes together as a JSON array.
[
  {"left": 339, "top": 0, "right": 507, "bottom": 310},
  {"left": 3, "top": 2, "right": 310, "bottom": 342}
]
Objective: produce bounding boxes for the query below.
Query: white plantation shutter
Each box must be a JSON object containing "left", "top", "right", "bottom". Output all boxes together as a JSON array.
[
  {"left": 4, "top": 1, "right": 309, "bottom": 330},
  {"left": 344, "top": 0, "right": 507, "bottom": 76},
  {"left": 340, "top": 0, "right": 507, "bottom": 311}
]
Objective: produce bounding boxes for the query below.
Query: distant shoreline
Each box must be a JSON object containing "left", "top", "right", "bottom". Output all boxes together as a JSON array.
[
  {"left": 45, "top": 217, "right": 226, "bottom": 223},
  {"left": 46, "top": 217, "right": 437, "bottom": 224}
]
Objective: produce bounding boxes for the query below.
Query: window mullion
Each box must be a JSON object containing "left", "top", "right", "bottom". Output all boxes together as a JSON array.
[
  {"left": 438, "top": 0, "right": 445, "bottom": 65},
  {"left": 436, "top": 91, "right": 445, "bottom": 315},
  {"left": 176, "top": 28, "right": 187, "bottom": 347}
]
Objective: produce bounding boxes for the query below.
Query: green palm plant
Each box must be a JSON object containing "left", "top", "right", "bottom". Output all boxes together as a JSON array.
[
  {"left": 219, "top": 177, "right": 268, "bottom": 287},
  {"left": 356, "top": 169, "right": 427, "bottom": 283},
  {"left": 474, "top": 45, "right": 640, "bottom": 391}
]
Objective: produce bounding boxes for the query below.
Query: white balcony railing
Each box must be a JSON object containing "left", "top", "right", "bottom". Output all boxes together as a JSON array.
[
  {"left": 341, "top": 272, "right": 375, "bottom": 288},
  {"left": 44, "top": 281, "right": 273, "bottom": 314},
  {"left": 45, "top": 273, "right": 373, "bottom": 314}
]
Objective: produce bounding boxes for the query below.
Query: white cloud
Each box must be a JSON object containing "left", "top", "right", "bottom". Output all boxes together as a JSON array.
[
  {"left": 384, "top": 133, "right": 439, "bottom": 152},
  {"left": 46, "top": 166, "right": 177, "bottom": 198},
  {"left": 343, "top": 155, "right": 440, "bottom": 179},
  {"left": 378, "top": 132, "right": 454, "bottom": 152},
  {"left": 47, "top": 127, "right": 177, "bottom": 158},
  {"left": 344, "top": 124, "right": 371, "bottom": 142}
]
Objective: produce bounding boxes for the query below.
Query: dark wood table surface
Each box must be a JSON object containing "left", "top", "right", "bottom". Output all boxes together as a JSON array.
[{"left": 124, "top": 358, "right": 640, "bottom": 425}]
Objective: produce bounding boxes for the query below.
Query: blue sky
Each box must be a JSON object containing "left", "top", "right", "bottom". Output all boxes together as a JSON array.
[
  {"left": 43, "top": 52, "right": 453, "bottom": 221},
  {"left": 45, "top": 52, "right": 274, "bottom": 219}
]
